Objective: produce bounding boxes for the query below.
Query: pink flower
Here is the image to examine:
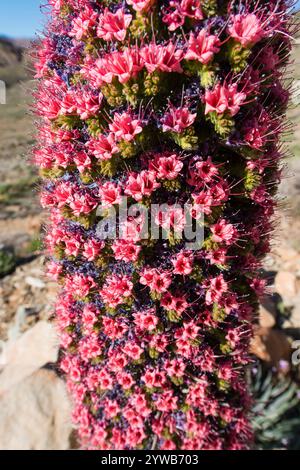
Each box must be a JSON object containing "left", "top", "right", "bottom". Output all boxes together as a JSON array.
[
  {"left": 139, "top": 268, "right": 172, "bottom": 293},
  {"left": 81, "top": 56, "right": 113, "bottom": 87},
  {"left": 250, "top": 277, "right": 266, "bottom": 296},
  {"left": 100, "top": 274, "right": 133, "bottom": 308},
  {"left": 108, "top": 350, "right": 128, "bottom": 372},
  {"left": 73, "top": 151, "right": 92, "bottom": 173},
  {"left": 206, "top": 248, "right": 227, "bottom": 266},
  {"left": 82, "top": 239, "right": 104, "bottom": 261},
  {"left": 228, "top": 14, "right": 265, "bottom": 47},
  {"left": 133, "top": 308, "right": 159, "bottom": 331},
  {"left": 36, "top": 92, "right": 62, "bottom": 120},
  {"left": 74, "top": 89, "right": 103, "bottom": 120},
  {"left": 86, "top": 134, "right": 119, "bottom": 161},
  {"left": 211, "top": 219, "right": 237, "bottom": 245},
  {"left": 155, "top": 390, "right": 178, "bottom": 412},
  {"left": 69, "top": 193, "right": 98, "bottom": 216},
  {"left": 126, "top": 427, "right": 146, "bottom": 448},
  {"left": 191, "top": 191, "right": 213, "bottom": 217},
  {"left": 112, "top": 239, "right": 141, "bottom": 262},
  {"left": 161, "top": 440, "right": 177, "bottom": 450},
  {"left": 79, "top": 333, "right": 103, "bottom": 361},
  {"left": 102, "top": 316, "right": 128, "bottom": 339},
  {"left": 82, "top": 305, "right": 98, "bottom": 333},
  {"left": 124, "top": 170, "right": 160, "bottom": 201},
  {"left": 149, "top": 334, "right": 168, "bottom": 352},
  {"left": 109, "top": 112, "right": 143, "bottom": 142},
  {"left": 47, "top": 261, "right": 63, "bottom": 280},
  {"left": 141, "top": 368, "right": 167, "bottom": 387},
  {"left": 205, "top": 274, "right": 228, "bottom": 304},
  {"left": 150, "top": 153, "right": 183, "bottom": 180},
  {"left": 99, "top": 182, "right": 122, "bottom": 207},
  {"left": 155, "top": 206, "right": 186, "bottom": 233},
  {"left": 140, "top": 43, "right": 183, "bottom": 74},
  {"left": 172, "top": 251, "right": 194, "bottom": 275},
  {"left": 126, "top": 0, "right": 154, "bottom": 13},
  {"left": 120, "top": 214, "right": 145, "bottom": 241},
  {"left": 161, "top": 292, "right": 188, "bottom": 314},
  {"left": 162, "top": 3, "right": 185, "bottom": 31},
  {"left": 123, "top": 342, "right": 143, "bottom": 360},
  {"left": 117, "top": 371, "right": 135, "bottom": 390},
  {"left": 83, "top": 48, "right": 143, "bottom": 87},
  {"left": 107, "top": 48, "right": 143, "bottom": 84},
  {"left": 204, "top": 83, "right": 246, "bottom": 117},
  {"left": 64, "top": 233, "right": 82, "bottom": 257},
  {"left": 163, "top": 0, "right": 203, "bottom": 31},
  {"left": 165, "top": 358, "right": 186, "bottom": 378},
  {"left": 180, "top": 0, "right": 203, "bottom": 19},
  {"left": 54, "top": 181, "right": 74, "bottom": 208},
  {"left": 104, "top": 399, "right": 120, "bottom": 419},
  {"left": 66, "top": 274, "right": 96, "bottom": 298},
  {"left": 97, "top": 369, "right": 114, "bottom": 391},
  {"left": 181, "top": 321, "right": 200, "bottom": 340},
  {"left": 161, "top": 105, "right": 196, "bottom": 133},
  {"left": 97, "top": 8, "right": 132, "bottom": 42},
  {"left": 194, "top": 157, "right": 219, "bottom": 183},
  {"left": 70, "top": 7, "right": 98, "bottom": 41},
  {"left": 185, "top": 30, "right": 220, "bottom": 64}
]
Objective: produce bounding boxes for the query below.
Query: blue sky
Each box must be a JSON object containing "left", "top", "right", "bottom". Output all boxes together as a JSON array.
[
  {"left": 0, "top": 0, "right": 300, "bottom": 38},
  {"left": 0, "top": 0, "right": 44, "bottom": 38}
]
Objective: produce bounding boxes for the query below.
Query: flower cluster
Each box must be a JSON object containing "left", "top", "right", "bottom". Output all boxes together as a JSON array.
[{"left": 35, "top": 0, "right": 295, "bottom": 450}]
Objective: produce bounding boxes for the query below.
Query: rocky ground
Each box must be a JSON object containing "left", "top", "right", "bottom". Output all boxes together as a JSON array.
[{"left": 0, "top": 38, "right": 299, "bottom": 450}]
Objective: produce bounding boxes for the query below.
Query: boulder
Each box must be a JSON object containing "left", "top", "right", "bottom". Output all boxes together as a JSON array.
[
  {"left": 251, "top": 326, "right": 291, "bottom": 365},
  {"left": 0, "top": 321, "right": 58, "bottom": 394},
  {"left": 0, "top": 369, "right": 72, "bottom": 450},
  {"left": 259, "top": 297, "right": 277, "bottom": 328},
  {"left": 275, "top": 271, "right": 297, "bottom": 301}
]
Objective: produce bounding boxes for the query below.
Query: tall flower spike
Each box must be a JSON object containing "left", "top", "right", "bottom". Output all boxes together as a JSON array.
[{"left": 34, "top": 0, "right": 295, "bottom": 450}]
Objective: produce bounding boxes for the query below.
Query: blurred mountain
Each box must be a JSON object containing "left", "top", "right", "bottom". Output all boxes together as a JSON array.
[
  {"left": 0, "top": 37, "right": 23, "bottom": 67},
  {"left": 0, "top": 37, "right": 33, "bottom": 87}
]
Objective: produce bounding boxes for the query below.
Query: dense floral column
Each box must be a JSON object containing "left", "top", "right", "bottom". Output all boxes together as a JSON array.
[{"left": 34, "top": 0, "right": 294, "bottom": 450}]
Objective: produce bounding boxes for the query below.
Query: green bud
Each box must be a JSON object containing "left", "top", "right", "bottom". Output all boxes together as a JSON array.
[
  {"left": 97, "top": 157, "right": 118, "bottom": 177},
  {"left": 123, "top": 80, "right": 140, "bottom": 106},
  {"left": 55, "top": 114, "right": 81, "bottom": 130},
  {"left": 172, "top": 127, "right": 198, "bottom": 150},
  {"left": 166, "top": 309, "right": 181, "bottom": 323},
  {"left": 207, "top": 111, "right": 234, "bottom": 138},
  {"left": 198, "top": 63, "right": 217, "bottom": 88},
  {"left": 202, "top": 0, "right": 218, "bottom": 16},
  {"left": 212, "top": 303, "right": 227, "bottom": 322},
  {"left": 244, "top": 168, "right": 261, "bottom": 192},
  {"left": 227, "top": 40, "right": 251, "bottom": 73},
  {"left": 162, "top": 179, "right": 181, "bottom": 191},
  {"left": 149, "top": 348, "right": 160, "bottom": 360},
  {"left": 118, "top": 139, "right": 138, "bottom": 159},
  {"left": 129, "top": 12, "right": 150, "bottom": 38}
]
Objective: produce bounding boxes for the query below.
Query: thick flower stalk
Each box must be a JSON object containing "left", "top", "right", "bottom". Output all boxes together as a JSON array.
[{"left": 34, "top": 0, "right": 295, "bottom": 450}]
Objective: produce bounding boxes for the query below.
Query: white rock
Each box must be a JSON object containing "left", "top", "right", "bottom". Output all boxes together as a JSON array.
[
  {"left": 0, "top": 369, "right": 72, "bottom": 450},
  {"left": 0, "top": 321, "right": 59, "bottom": 394},
  {"left": 25, "top": 276, "right": 46, "bottom": 289}
]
